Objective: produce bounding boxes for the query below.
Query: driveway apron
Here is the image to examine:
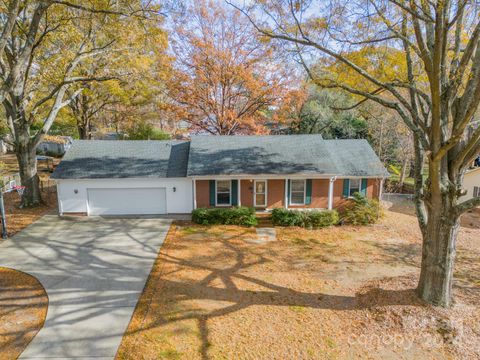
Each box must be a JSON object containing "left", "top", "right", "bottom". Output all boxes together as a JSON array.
[{"left": 0, "top": 215, "right": 171, "bottom": 359}]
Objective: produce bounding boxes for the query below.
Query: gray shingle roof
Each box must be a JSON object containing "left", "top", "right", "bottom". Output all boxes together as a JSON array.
[
  {"left": 52, "top": 135, "right": 388, "bottom": 179},
  {"left": 51, "top": 140, "right": 189, "bottom": 179},
  {"left": 187, "top": 135, "right": 388, "bottom": 177}
]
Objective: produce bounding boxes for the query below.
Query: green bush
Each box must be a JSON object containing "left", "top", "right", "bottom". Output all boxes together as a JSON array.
[
  {"left": 126, "top": 122, "right": 170, "bottom": 140},
  {"left": 271, "top": 208, "right": 305, "bottom": 227},
  {"left": 271, "top": 208, "right": 339, "bottom": 228},
  {"left": 191, "top": 207, "right": 258, "bottom": 226},
  {"left": 341, "top": 192, "right": 382, "bottom": 225},
  {"left": 308, "top": 210, "right": 340, "bottom": 228}
]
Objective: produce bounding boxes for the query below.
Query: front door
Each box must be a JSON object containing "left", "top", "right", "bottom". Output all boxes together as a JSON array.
[{"left": 254, "top": 180, "right": 267, "bottom": 207}]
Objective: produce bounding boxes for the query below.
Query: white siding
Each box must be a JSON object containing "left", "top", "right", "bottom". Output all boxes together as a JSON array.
[
  {"left": 57, "top": 178, "right": 193, "bottom": 215},
  {"left": 460, "top": 168, "right": 480, "bottom": 202}
]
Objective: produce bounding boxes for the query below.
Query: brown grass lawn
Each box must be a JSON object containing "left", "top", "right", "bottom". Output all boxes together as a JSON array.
[
  {"left": 0, "top": 153, "right": 59, "bottom": 237},
  {"left": 116, "top": 209, "right": 480, "bottom": 360},
  {"left": 2, "top": 189, "right": 57, "bottom": 237},
  {"left": 0, "top": 268, "right": 48, "bottom": 359}
]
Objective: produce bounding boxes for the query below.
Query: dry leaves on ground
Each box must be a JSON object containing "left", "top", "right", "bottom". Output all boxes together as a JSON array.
[
  {"left": 0, "top": 267, "right": 48, "bottom": 359},
  {"left": 116, "top": 210, "right": 480, "bottom": 359}
]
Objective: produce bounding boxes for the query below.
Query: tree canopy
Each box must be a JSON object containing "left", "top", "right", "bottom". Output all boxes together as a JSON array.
[
  {"left": 167, "top": 0, "right": 291, "bottom": 135},
  {"left": 230, "top": 0, "right": 480, "bottom": 307}
]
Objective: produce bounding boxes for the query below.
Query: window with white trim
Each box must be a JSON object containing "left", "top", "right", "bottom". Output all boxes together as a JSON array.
[
  {"left": 216, "top": 180, "right": 231, "bottom": 205},
  {"left": 290, "top": 180, "right": 306, "bottom": 205},
  {"left": 349, "top": 178, "right": 361, "bottom": 197},
  {"left": 474, "top": 186, "right": 480, "bottom": 198}
]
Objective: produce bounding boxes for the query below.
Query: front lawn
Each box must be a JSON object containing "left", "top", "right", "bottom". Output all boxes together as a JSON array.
[
  {"left": 0, "top": 268, "right": 48, "bottom": 359},
  {"left": 117, "top": 210, "right": 480, "bottom": 359}
]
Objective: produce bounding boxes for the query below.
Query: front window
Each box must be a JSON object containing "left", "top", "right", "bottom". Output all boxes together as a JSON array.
[
  {"left": 290, "top": 180, "right": 305, "bottom": 205},
  {"left": 216, "top": 180, "right": 231, "bottom": 205},
  {"left": 349, "top": 178, "right": 361, "bottom": 197}
]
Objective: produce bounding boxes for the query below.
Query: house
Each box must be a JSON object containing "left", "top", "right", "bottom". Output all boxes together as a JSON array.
[
  {"left": 461, "top": 167, "right": 480, "bottom": 202},
  {"left": 51, "top": 135, "right": 388, "bottom": 216},
  {"left": 37, "top": 135, "right": 73, "bottom": 156}
]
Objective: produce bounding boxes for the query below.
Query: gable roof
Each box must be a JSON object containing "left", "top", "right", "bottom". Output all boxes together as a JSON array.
[
  {"left": 52, "top": 135, "right": 388, "bottom": 180},
  {"left": 187, "top": 135, "right": 388, "bottom": 177},
  {"left": 51, "top": 140, "right": 189, "bottom": 179}
]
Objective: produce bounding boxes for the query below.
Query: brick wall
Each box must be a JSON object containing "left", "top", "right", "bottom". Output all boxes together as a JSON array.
[{"left": 195, "top": 178, "right": 383, "bottom": 210}]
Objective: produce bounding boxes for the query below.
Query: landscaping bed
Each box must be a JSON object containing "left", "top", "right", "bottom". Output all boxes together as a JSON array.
[{"left": 117, "top": 209, "right": 480, "bottom": 359}]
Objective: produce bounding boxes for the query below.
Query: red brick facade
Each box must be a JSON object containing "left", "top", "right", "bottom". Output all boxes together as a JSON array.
[{"left": 195, "top": 178, "right": 382, "bottom": 209}]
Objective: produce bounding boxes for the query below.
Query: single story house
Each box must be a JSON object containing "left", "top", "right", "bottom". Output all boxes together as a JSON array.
[
  {"left": 51, "top": 135, "right": 388, "bottom": 216},
  {"left": 461, "top": 166, "right": 480, "bottom": 202}
]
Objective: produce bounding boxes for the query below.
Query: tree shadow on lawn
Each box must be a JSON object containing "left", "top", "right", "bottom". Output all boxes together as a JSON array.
[{"left": 126, "top": 231, "right": 427, "bottom": 360}]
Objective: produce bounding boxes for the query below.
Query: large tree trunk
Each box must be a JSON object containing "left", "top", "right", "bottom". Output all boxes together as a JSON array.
[
  {"left": 415, "top": 154, "right": 460, "bottom": 307},
  {"left": 417, "top": 204, "right": 459, "bottom": 307},
  {"left": 411, "top": 139, "right": 460, "bottom": 307},
  {"left": 77, "top": 121, "right": 90, "bottom": 139},
  {"left": 16, "top": 142, "right": 42, "bottom": 207}
]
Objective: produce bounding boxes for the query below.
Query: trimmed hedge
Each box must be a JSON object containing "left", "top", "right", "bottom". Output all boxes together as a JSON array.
[
  {"left": 341, "top": 193, "right": 382, "bottom": 225},
  {"left": 191, "top": 207, "right": 258, "bottom": 226},
  {"left": 271, "top": 208, "right": 339, "bottom": 228}
]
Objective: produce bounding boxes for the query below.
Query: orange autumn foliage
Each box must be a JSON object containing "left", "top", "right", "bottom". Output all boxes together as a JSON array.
[{"left": 168, "top": 1, "right": 289, "bottom": 135}]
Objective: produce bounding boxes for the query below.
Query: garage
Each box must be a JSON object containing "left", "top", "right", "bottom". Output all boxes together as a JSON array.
[
  {"left": 52, "top": 141, "right": 193, "bottom": 216},
  {"left": 87, "top": 188, "right": 167, "bottom": 215}
]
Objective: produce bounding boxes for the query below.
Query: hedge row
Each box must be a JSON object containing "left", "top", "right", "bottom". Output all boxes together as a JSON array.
[
  {"left": 271, "top": 208, "right": 339, "bottom": 228},
  {"left": 192, "top": 207, "right": 258, "bottom": 226},
  {"left": 191, "top": 194, "right": 380, "bottom": 228}
]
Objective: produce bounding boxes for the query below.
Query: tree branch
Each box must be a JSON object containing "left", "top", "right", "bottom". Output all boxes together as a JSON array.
[{"left": 456, "top": 196, "right": 480, "bottom": 215}]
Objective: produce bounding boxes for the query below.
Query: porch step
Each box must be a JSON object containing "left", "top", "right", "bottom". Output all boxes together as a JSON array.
[{"left": 256, "top": 214, "right": 273, "bottom": 227}]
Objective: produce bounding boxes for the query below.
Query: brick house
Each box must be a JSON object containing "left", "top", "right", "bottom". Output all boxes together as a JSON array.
[{"left": 53, "top": 135, "right": 388, "bottom": 216}]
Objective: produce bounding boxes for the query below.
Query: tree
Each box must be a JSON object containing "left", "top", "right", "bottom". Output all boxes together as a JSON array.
[
  {"left": 66, "top": 11, "right": 170, "bottom": 140},
  {"left": 233, "top": 0, "right": 480, "bottom": 307},
  {"left": 0, "top": 1, "right": 157, "bottom": 206},
  {"left": 167, "top": 0, "right": 288, "bottom": 135},
  {"left": 289, "top": 86, "right": 369, "bottom": 139},
  {"left": 359, "top": 101, "right": 415, "bottom": 180}
]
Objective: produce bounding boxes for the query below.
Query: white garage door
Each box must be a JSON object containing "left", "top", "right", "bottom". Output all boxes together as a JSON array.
[{"left": 87, "top": 188, "right": 167, "bottom": 215}]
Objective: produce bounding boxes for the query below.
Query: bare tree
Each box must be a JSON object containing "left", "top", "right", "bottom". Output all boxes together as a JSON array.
[{"left": 231, "top": 0, "right": 480, "bottom": 307}]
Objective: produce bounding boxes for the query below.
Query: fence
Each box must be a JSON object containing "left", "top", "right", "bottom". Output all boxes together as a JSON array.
[{"left": 382, "top": 192, "right": 415, "bottom": 203}]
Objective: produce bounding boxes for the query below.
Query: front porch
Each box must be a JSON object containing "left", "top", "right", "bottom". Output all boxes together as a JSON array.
[{"left": 192, "top": 178, "right": 344, "bottom": 211}]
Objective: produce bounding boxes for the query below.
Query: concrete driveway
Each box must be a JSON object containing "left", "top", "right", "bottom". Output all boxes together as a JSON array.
[{"left": 0, "top": 215, "right": 171, "bottom": 359}]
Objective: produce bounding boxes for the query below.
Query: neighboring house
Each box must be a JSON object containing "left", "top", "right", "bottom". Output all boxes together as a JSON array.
[
  {"left": 51, "top": 135, "right": 388, "bottom": 216},
  {"left": 461, "top": 167, "right": 480, "bottom": 202},
  {"left": 37, "top": 135, "right": 73, "bottom": 156}
]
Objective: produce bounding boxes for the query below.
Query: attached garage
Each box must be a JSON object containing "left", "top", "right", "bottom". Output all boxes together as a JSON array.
[
  {"left": 52, "top": 140, "right": 193, "bottom": 216},
  {"left": 87, "top": 188, "right": 167, "bottom": 215}
]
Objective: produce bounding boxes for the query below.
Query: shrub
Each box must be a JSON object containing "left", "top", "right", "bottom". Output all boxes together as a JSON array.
[
  {"left": 308, "top": 210, "right": 340, "bottom": 228},
  {"left": 191, "top": 207, "right": 258, "bottom": 226},
  {"left": 126, "top": 122, "right": 170, "bottom": 140},
  {"left": 341, "top": 192, "right": 382, "bottom": 225},
  {"left": 271, "top": 208, "right": 339, "bottom": 228}
]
